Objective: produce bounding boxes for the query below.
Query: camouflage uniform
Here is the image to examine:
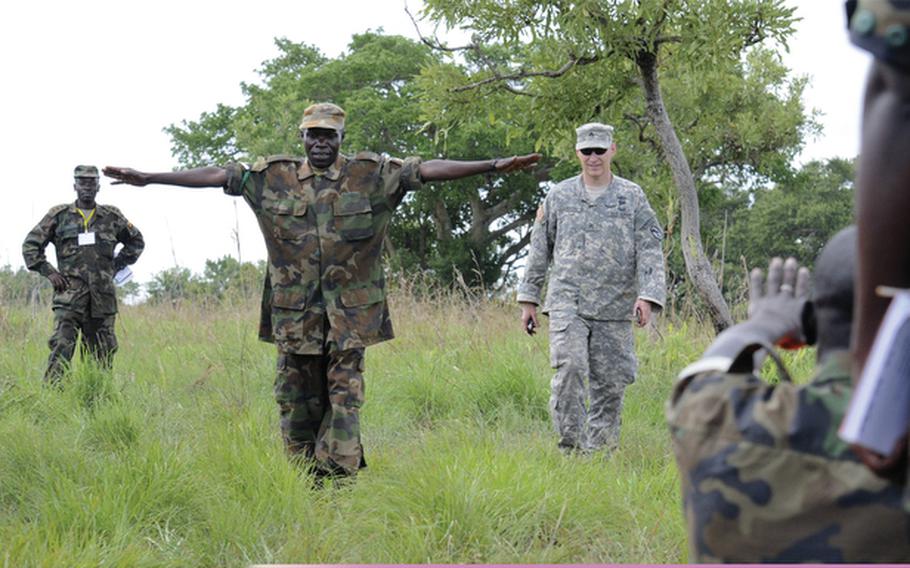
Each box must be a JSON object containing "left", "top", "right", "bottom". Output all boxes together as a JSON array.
[
  {"left": 517, "top": 173, "right": 666, "bottom": 450},
  {"left": 847, "top": 0, "right": 910, "bottom": 70},
  {"left": 666, "top": 351, "right": 910, "bottom": 562},
  {"left": 22, "top": 185, "right": 144, "bottom": 381},
  {"left": 222, "top": 149, "right": 422, "bottom": 475}
]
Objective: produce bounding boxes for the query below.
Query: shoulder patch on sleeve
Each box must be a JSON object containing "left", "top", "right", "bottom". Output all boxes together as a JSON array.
[
  {"left": 535, "top": 203, "right": 545, "bottom": 223},
  {"left": 649, "top": 224, "right": 664, "bottom": 241},
  {"left": 354, "top": 151, "right": 381, "bottom": 162}
]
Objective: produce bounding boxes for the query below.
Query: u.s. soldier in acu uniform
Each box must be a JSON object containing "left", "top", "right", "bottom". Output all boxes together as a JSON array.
[
  {"left": 517, "top": 123, "right": 666, "bottom": 453},
  {"left": 23, "top": 165, "right": 145, "bottom": 382},
  {"left": 103, "top": 103, "right": 540, "bottom": 479},
  {"left": 666, "top": 228, "right": 910, "bottom": 563}
]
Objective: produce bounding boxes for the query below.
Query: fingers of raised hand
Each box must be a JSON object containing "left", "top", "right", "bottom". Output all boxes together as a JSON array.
[
  {"left": 795, "top": 266, "right": 810, "bottom": 299},
  {"left": 765, "top": 257, "right": 783, "bottom": 296},
  {"left": 749, "top": 267, "right": 764, "bottom": 298},
  {"left": 780, "top": 257, "right": 798, "bottom": 296}
]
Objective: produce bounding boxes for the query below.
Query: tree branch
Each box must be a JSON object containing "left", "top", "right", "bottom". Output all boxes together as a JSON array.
[{"left": 452, "top": 55, "right": 599, "bottom": 93}]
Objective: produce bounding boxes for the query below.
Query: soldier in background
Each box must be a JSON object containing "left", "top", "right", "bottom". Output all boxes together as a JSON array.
[
  {"left": 23, "top": 165, "right": 145, "bottom": 382},
  {"left": 846, "top": 0, "right": 910, "bottom": 479},
  {"left": 103, "top": 102, "right": 540, "bottom": 479},
  {"left": 666, "top": 227, "right": 910, "bottom": 563},
  {"left": 517, "top": 123, "right": 666, "bottom": 453}
]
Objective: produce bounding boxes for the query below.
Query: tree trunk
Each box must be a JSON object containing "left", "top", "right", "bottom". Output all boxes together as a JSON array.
[{"left": 637, "top": 50, "right": 733, "bottom": 332}]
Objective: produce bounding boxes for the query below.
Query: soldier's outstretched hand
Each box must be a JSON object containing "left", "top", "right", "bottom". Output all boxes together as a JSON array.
[
  {"left": 494, "top": 153, "right": 542, "bottom": 173},
  {"left": 103, "top": 166, "right": 150, "bottom": 187},
  {"left": 748, "top": 257, "right": 812, "bottom": 349}
]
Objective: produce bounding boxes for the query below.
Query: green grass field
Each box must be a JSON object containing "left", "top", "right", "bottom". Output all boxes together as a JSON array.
[{"left": 0, "top": 292, "right": 816, "bottom": 566}]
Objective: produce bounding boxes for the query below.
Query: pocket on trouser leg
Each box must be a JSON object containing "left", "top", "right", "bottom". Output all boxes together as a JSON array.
[
  {"left": 315, "top": 349, "right": 365, "bottom": 475},
  {"left": 274, "top": 353, "right": 326, "bottom": 455}
]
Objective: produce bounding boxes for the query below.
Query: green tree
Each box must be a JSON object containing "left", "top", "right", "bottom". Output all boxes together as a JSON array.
[
  {"left": 145, "top": 267, "right": 205, "bottom": 305},
  {"left": 165, "top": 32, "right": 544, "bottom": 289},
  {"left": 201, "top": 256, "right": 265, "bottom": 300},
  {"left": 730, "top": 158, "right": 855, "bottom": 270},
  {"left": 415, "top": 0, "right": 815, "bottom": 329}
]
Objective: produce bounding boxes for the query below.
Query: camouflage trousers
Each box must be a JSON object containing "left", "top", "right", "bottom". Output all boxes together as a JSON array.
[
  {"left": 45, "top": 307, "right": 118, "bottom": 382},
  {"left": 274, "top": 348, "right": 366, "bottom": 476},
  {"left": 548, "top": 313, "right": 636, "bottom": 451}
]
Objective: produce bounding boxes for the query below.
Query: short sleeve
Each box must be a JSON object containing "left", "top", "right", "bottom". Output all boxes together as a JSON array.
[
  {"left": 222, "top": 162, "right": 251, "bottom": 198},
  {"left": 382, "top": 156, "right": 423, "bottom": 207}
]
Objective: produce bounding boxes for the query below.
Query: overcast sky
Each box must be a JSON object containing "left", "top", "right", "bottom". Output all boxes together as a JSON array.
[{"left": 1, "top": 1, "right": 868, "bottom": 284}]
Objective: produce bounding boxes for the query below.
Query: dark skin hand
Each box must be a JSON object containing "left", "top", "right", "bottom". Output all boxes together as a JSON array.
[{"left": 48, "top": 272, "right": 68, "bottom": 293}]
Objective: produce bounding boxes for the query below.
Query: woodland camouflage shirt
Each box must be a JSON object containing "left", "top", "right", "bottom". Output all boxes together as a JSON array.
[
  {"left": 666, "top": 351, "right": 910, "bottom": 562},
  {"left": 22, "top": 203, "right": 144, "bottom": 317},
  {"left": 223, "top": 151, "right": 422, "bottom": 354}
]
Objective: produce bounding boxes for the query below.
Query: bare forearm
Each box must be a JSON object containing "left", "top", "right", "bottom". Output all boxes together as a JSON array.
[
  {"left": 145, "top": 167, "right": 228, "bottom": 187},
  {"left": 418, "top": 153, "right": 541, "bottom": 182},
  {"left": 103, "top": 165, "right": 228, "bottom": 188},
  {"left": 419, "top": 159, "right": 496, "bottom": 182}
]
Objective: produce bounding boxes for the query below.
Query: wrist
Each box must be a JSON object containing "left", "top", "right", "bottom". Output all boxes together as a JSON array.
[{"left": 489, "top": 158, "right": 499, "bottom": 172}]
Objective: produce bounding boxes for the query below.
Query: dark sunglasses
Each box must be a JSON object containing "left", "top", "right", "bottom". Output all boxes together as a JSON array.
[{"left": 580, "top": 148, "right": 608, "bottom": 156}]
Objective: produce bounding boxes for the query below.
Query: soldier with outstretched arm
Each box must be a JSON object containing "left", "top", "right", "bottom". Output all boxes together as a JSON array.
[{"left": 104, "top": 102, "right": 540, "bottom": 480}]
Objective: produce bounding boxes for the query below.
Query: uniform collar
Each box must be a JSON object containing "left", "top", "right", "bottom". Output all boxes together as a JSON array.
[
  {"left": 575, "top": 174, "right": 615, "bottom": 205},
  {"left": 298, "top": 154, "right": 345, "bottom": 181},
  {"left": 70, "top": 202, "right": 98, "bottom": 213}
]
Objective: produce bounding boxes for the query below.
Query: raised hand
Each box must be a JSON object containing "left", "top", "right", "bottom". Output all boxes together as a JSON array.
[
  {"left": 748, "top": 257, "right": 812, "bottom": 349},
  {"left": 102, "top": 166, "right": 150, "bottom": 187},
  {"left": 494, "top": 153, "right": 542, "bottom": 173}
]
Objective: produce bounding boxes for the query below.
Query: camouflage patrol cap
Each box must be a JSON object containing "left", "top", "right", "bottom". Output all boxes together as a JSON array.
[
  {"left": 299, "top": 102, "right": 346, "bottom": 132},
  {"left": 73, "top": 165, "right": 99, "bottom": 178},
  {"left": 575, "top": 123, "right": 614, "bottom": 150}
]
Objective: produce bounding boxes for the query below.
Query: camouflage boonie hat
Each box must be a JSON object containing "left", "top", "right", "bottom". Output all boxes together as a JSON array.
[
  {"left": 575, "top": 123, "right": 614, "bottom": 150},
  {"left": 299, "top": 102, "right": 346, "bottom": 132},
  {"left": 74, "top": 165, "right": 99, "bottom": 178}
]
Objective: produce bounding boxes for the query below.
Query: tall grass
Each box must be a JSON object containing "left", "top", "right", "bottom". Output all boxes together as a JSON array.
[{"left": 0, "top": 290, "right": 817, "bottom": 566}]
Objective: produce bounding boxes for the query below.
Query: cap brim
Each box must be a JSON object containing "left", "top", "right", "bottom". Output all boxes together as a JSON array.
[
  {"left": 300, "top": 119, "right": 343, "bottom": 131},
  {"left": 576, "top": 139, "right": 612, "bottom": 150}
]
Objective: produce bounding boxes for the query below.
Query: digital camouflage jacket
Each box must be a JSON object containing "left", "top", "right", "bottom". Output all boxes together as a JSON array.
[{"left": 517, "top": 174, "right": 666, "bottom": 319}]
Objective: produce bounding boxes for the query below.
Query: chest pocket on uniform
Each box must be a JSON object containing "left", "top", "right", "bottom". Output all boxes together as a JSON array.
[
  {"left": 265, "top": 199, "right": 308, "bottom": 240},
  {"left": 56, "top": 226, "right": 81, "bottom": 257},
  {"left": 333, "top": 192, "right": 374, "bottom": 241}
]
